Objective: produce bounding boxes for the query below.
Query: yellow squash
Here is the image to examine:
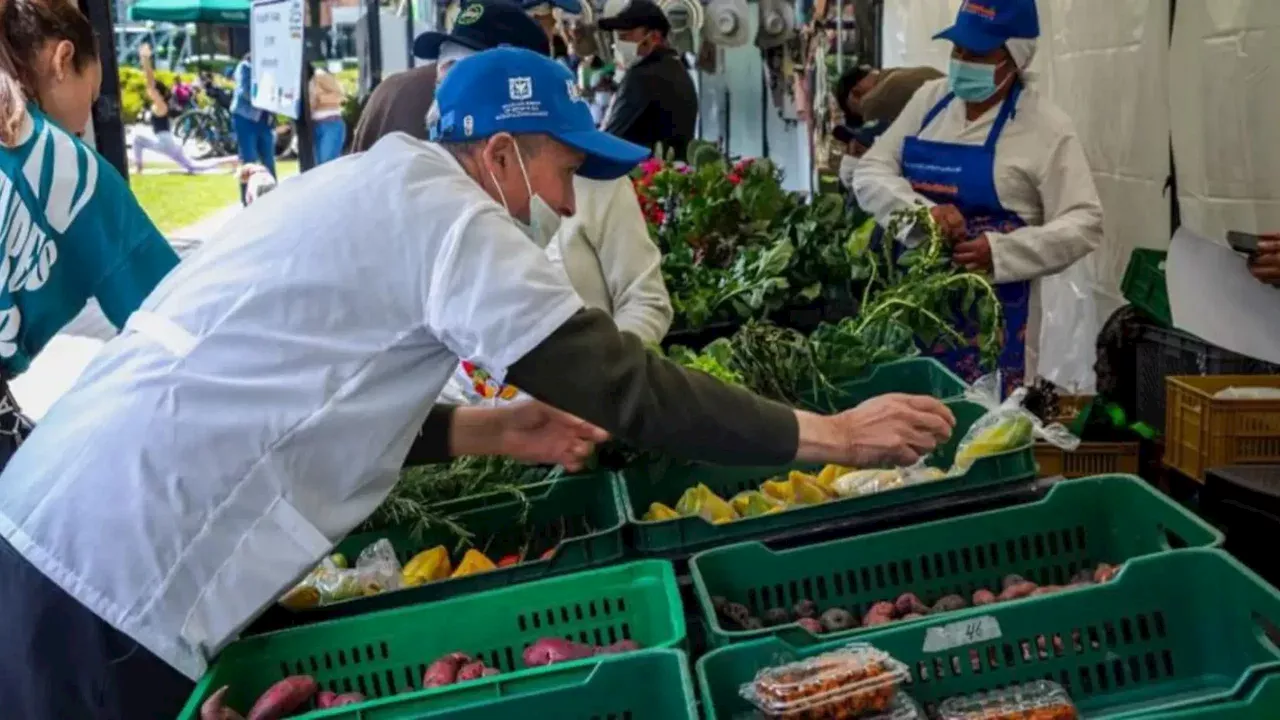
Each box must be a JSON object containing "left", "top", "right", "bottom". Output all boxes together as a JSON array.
[
  {"left": 675, "top": 484, "right": 739, "bottom": 524},
  {"left": 401, "top": 545, "right": 452, "bottom": 587},
  {"left": 451, "top": 549, "right": 498, "bottom": 578},
  {"left": 643, "top": 502, "right": 680, "bottom": 522}
]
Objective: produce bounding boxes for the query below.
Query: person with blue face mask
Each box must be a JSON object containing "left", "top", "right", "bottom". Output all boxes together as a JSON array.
[{"left": 853, "top": 0, "right": 1104, "bottom": 397}]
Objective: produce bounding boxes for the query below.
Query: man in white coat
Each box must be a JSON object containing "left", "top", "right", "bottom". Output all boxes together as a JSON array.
[{"left": 854, "top": 0, "right": 1103, "bottom": 395}]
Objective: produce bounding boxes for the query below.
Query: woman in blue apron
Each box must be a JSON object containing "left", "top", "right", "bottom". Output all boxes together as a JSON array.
[{"left": 851, "top": 0, "right": 1105, "bottom": 397}]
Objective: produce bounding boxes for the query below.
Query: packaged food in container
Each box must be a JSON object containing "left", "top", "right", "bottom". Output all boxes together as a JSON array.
[
  {"left": 937, "top": 679, "right": 1079, "bottom": 720},
  {"left": 738, "top": 642, "right": 910, "bottom": 719}
]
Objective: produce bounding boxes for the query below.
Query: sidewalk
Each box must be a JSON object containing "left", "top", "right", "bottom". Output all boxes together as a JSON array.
[{"left": 10, "top": 203, "right": 243, "bottom": 419}]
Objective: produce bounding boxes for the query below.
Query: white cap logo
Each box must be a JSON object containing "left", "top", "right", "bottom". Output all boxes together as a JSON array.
[
  {"left": 463, "top": 115, "right": 474, "bottom": 136},
  {"left": 509, "top": 77, "right": 533, "bottom": 101},
  {"left": 566, "top": 79, "right": 586, "bottom": 103}
]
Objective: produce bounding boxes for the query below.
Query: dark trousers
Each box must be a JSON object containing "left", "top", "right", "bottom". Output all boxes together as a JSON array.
[{"left": 0, "top": 537, "right": 195, "bottom": 719}]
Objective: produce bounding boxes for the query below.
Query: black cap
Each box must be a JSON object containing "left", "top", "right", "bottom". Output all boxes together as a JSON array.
[
  {"left": 598, "top": 0, "right": 671, "bottom": 34},
  {"left": 414, "top": 0, "right": 551, "bottom": 60}
]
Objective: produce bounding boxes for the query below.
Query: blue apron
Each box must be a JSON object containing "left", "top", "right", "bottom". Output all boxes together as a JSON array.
[{"left": 899, "top": 82, "right": 1031, "bottom": 397}]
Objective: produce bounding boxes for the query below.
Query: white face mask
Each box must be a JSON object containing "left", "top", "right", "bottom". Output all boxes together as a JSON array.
[
  {"left": 614, "top": 39, "right": 640, "bottom": 68},
  {"left": 487, "top": 139, "right": 563, "bottom": 248}
]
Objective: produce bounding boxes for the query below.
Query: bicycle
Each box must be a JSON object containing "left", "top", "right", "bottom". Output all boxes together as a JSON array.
[{"left": 173, "top": 85, "right": 237, "bottom": 159}]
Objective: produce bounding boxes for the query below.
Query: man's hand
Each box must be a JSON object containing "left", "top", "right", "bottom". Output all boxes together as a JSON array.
[
  {"left": 139, "top": 43, "right": 153, "bottom": 60},
  {"left": 795, "top": 394, "right": 956, "bottom": 467},
  {"left": 930, "top": 204, "right": 967, "bottom": 243},
  {"left": 953, "top": 233, "right": 993, "bottom": 273},
  {"left": 1250, "top": 237, "right": 1280, "bottom": 286},
  {"left": 494, "top": 401, "right": 609, "bottom": 471}
]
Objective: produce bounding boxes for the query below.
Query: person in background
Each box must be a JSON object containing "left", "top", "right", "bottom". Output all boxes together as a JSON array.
[
  {"left": 132, "top": 43, "right": 203, "bottom": 175},
  {"left": 0, "top": 48, "right": 954, "bottom": 717},
  {"left": 589, "top": 62, "right": 618, "bottom": 127},
  {"left": 837, "top": 63, "right": 944, "bottom": 128},
  {"left": 599, "top": 0, "right": 697, "bottom": 160},
  {"left": 307, "top": 64, "right": 348, "bottom": 165},
  {"left": 1251, "top": 236, "right": 1280, "bottom": 287},
  {"left": 854, "top": 0, "right": 1103, "bottom": 395},
  {"left": 407, "top": 3, "right": 673, "bottom": 404},
  {"left": 837, "top": 121, "right": 887, "bottom": 194},
  {"left": 231, "top": 51, "right": 277, "bottom": 203},
  {"left": 0, "top": 0, "right": 179, "bottom": 471},
  {"left": 521, "top": 0, "right": 582, "bottom": 45}
]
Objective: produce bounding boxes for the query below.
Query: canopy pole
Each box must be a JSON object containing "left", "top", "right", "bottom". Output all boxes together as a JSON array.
[
  {"left": 80, "top": 0, "right": 128, "bottom": 177},
  {"left": 366, "top": 0, "right": 383, "bottom": 90},
  {"left": 297, "top": 0, "right": 320, "bottom": 171}
]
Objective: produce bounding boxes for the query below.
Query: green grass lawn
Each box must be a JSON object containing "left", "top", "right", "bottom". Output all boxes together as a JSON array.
[{"left": 130, "top": 160, "right": 299, "bottom": 234}]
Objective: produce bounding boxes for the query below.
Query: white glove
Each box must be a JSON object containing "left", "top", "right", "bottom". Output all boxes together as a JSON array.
[{"left": 838, "top": 154, "right": 859, "bottom": 189}]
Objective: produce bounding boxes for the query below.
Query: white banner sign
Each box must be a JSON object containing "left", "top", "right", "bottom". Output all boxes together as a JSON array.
[{"left": 251, "top": 0, "right": 305, "bottom": 119}]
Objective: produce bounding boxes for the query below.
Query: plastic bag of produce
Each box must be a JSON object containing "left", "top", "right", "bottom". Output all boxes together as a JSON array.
[
  {"left": 951, "top": 375, "right": 1078, "bottom": 472},
  {"left": 832, "top": 469, "right": 904, "bottom": 498},
  {"left": 280, "top": 539, "right": 404, "bottom": 609}
]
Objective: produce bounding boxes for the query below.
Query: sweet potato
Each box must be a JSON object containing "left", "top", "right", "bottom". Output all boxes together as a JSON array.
[
  {"left": 522, "top": 637, "right": 596, "bottom": 667},
  {"left": 315, "top": 691, "right": 338, "bottom": 710},
  {"left": 931, "top": 594, "right": 968, "bottom": 613},
  {"left": 481, "top": 667, "right": 501, "bottom": 677},
  {"left": 331, "top": 693, "right": 365, "bottom": 707},
  {"left": 862, "top": 611, "right": 894, "bottom": 627},
  {"left": 422, "top": 653, "right": 470, "bottom": 688},
  {"left": 1094, "top": 563, "right": 1119, "bottom": 583},
  {"left": 972, "top": 589, "right": 997, "bottom": 606},
  {"left": 901, "top": 612, "right": 924, "bottom": 620},
  {"left": 200, "top": 686, "right": 244, "bottom": 720},
  {"left": 894, "top": 593, "right": 929, "bottom": 617},
  {"left": 1030, "top": 585, "right": 1062, "bottom": 597},
  {"left": 793, "top": 599, "right": 819, "bottom": 619},
  {"left": 457, "top": 661, "right": 488, "bottom": 682},
  {"left": 1001, "top": 574, "right": 1027, "bottom": 591},
  {"left": 867, "top": 601, "right": 896, "bottom": 618},
  {"left": 594, "top": 640, "right": 640, "bottom": 655},
  {"left": 246, "top": 676, "right": 317, "bottom": 720},
  {"left": 998, "top": 581, "right": 1038, "bottom": 601},
  {"left": 797, "top": 617, "right": 824, "bottom": 633}
]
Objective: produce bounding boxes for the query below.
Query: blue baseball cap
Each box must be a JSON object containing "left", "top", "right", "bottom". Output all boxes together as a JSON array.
[
  {"left": 522, "top": 0, "right": 584, "bottom": 15},
  {"left": 430, "top": 47, "right": 650, "bottom": 180},
  {"left": 933, "top": 0, "right": 1039, "bottom": 54},
  {"left": 414, "top": 0, "right": 549, "bottom": 60}
]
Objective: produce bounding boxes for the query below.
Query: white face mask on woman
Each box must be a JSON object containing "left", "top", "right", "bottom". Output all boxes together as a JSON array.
[{"left": 486, "top": 139, "right": 563, "bottom": 248}]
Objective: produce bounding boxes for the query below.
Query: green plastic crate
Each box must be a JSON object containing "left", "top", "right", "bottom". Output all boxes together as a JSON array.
[
  {"left": 619, "top": 399, "right": 1036, "bottom": 556},
  {"left": 1122, "top": 248, "right": 1171, "bottom": 327},
  {"left": 801, "top": 357, "right": 968, "bottom": 412},
  {"left": 293, "top": 472, "right": 626, "bottom": 622},
  {"left": 1151, "top": 670, "right": 1280, "bottom": 719},
  {"left": 178, "top": 560, "right": 684, "bottom": 720},
  {"left": 698, "top": 549, "right": 1280, "bottom": 719},
  {"left": 690, "top": 475, "right": 1222, "bottom": 648}
]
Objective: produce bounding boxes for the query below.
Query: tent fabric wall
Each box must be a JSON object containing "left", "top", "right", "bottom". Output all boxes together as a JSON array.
[
  {"left": 1171, "top": 0, "right": 1280, "bottom": 243},
  {"left": 878, "top": 0, "right": 1170, "bottom": 320}
]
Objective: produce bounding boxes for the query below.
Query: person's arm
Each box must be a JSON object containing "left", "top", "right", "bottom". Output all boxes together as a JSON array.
[
  {"left": 1250, "top": 237, "right": 1280, "bottom": 286},
  {"left": 139, "top": 44, "right": 164, "bottom": 109},
  {"left": 852, "top": 80, "right": 944, "bottom": 224},
  {"left": 586, "top": 178, "right": 672, "bottom": 344},
  {"left": 61, "top": 143, "right": 179, "bottom": 327},
  {"left": 986, "top": 129, "right": 1104, "bottom": 283},
  {"left": 603, "top": 72, "right": 650, "bottom": 143}
]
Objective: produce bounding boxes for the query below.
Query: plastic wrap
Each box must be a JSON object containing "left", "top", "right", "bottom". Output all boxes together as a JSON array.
[
  {"left": 937, "top": 679, "right": 1079, "bottom": 720},
  {"left": 1038, "top": 259, "right": 1100, "bottom": 395},
  {"left": 951, "top": 375, "right": 1080, "bottom": 473},
  {"left": 830, "top": 462, "right": 947, "bottom": 499},
  {"left": 738, "top": 643, "right": 909, "bottom": 719},
  {"left": 279, "top": 539, "right": 403, "bottom": 609},
  {"left": 1214, "top": 386, "right": 1280, "bottom": 400}
]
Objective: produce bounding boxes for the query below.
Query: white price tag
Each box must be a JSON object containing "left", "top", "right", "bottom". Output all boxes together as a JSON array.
[{"left": 921, "top": 615, "right": 1002, "bottom": 653}]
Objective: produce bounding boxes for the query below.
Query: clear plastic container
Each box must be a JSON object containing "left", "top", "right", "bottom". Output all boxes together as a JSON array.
[
  {"left": 738, "top": 643, "right": 910, "bottom": 719},
  {"left": 937, "top": 680, "right": 1079, "bottom": 720}
]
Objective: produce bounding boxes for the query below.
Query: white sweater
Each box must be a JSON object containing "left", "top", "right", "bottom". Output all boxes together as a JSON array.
[{"left": 853, "top": 77, "right": 1104, "bottom": 377}]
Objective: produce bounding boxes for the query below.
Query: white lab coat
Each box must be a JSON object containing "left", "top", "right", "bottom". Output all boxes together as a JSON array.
[
  {"left": 0, "top": 134, "right": 584, "bottom": 680},
  {"left": 441, "top": 175, "right": 671, "bottom": 405},
  {"left": 853, "top": 77, "right": 1104, "bottom": 379}
]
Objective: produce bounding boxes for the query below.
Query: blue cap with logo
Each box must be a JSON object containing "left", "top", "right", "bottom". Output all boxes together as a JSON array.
[
  {"left": 933, "top": 0, "right": 1039, "bottom": 54},
  {"left": 430, "top": 47, "right": 651, "bottom": 180},
  {"left": 414, "top": 0, "right": 550, "bottom": 60}
]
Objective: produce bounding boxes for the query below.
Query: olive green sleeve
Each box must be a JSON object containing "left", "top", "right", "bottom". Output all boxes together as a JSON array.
[{"left": 507, "top": 309, "right": 799, "bottom": 465}]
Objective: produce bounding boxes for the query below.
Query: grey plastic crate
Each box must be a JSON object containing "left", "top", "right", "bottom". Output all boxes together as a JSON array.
[{"left": 1135, "top": 325, "right": 1279, "bottom": 432}]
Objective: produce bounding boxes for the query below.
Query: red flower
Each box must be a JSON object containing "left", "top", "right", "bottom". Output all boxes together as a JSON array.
[
  {"left": 651, "top": 208, "right": 667, "bottom": 224},
  {"left": 727, "top": 173, "right": 742, "bottom": 185},
  {"left": 640, "top": 158, "right": 665, "bottom": 176}
]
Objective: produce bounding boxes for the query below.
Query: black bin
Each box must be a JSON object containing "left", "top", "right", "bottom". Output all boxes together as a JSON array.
[{"left": 1203, "top": 465, "right": 1280, "bottom": 588}]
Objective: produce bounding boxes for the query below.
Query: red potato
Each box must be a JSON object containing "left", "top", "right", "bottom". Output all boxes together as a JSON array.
[
  {"left": 998, "top": 581, "right": 1038, "bottom": 602},
  {"left": 246, "top": 676, "right": 317, "bottom": 720},
  {"left": 894, "top": 593, "right": 929, "bottom": 617},
  {"left": 481, "top": 667, "right": 501, "bottom": 677},
  {"left": 867, "top": 601, "right": 896, "bottom": 618},
  {"left": 422, "top": 653, "right": 470, "bottom": 688},
  {"left": 594, "top": 640, "right": 640, "bottom": 656},
  {"left": 1030, "top": 585, "right": 1062, "bottom": 597},
  {"left": 901, "top": 612, "right": 924, "bottom": 620},
  {"left": 1095, "top": 563, "right": 1119, "bottom": 583},
  {"left": 972, "top": 589, "right": 997, "bottom": 606},
  {"left": 456, "top": 661, "right": 488, "bottom": 682},
  {"left": 331, "top": 693, "right": 365, "bottom": 707},
  {"left": 522, "top": 637, "right": 596, "bottom": 667},
  {"left": 315, "top": 691, "right": 338, "bottom": 710},
  {"left": 201, "top": 686, "right": 245, "bottom": 720},
  {"left": 797, "top": 617, "right": 824, "bottom": 633},
  {"left": 862, "top": 611, "right": 894, "bottom": 627}
]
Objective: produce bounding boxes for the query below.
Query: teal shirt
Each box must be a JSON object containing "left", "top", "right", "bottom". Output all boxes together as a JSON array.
[{"left": 0, "top": 108, "right": 179, "bottom": 376}]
